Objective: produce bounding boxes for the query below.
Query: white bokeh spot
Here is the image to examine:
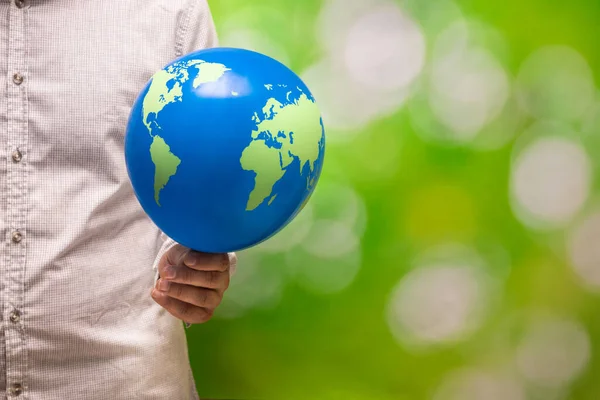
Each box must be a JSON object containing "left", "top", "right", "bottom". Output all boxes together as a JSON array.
[
  {"left": 301, "top": 60, "right": 409, "bottom": 136},
  {"left": 317, "top": 0, "right": 394, "bottom": 57},
  {"left": 215, "top": 248, "right": 286, "bottom": 319},
  {"left": 286, "top": 241, "right": 362, "bottom": 295},
  {"left": 308, "top": 182, "right": 368, "bottom": 237},
  {"left": 568, "top": 210, "right": 600, "bottom": 290},
  {"left": 344, "top": 2, "right": 426, "bottom": 91},
  {"left": 255, "top": 201, "right": 315, "bottom": 253},
  {"left": 301, "top": 219, "right": 360, "bottom": 259},
  {"left": 582, "top": 98, "right": 600, "bottom": 137},
  {"left": 515, "top": 317, "right": 591, "bottom": 388},
  {"left": 280, "top": 183, "right": 366, "bottom": 295},
  {"left": 434, "top": 369, "right": 526, "bottom": 400},
  {"left": 308, "top": 0, "right": 425, "bottom": 136},
  {"left": 516, "top": 46, "right": 595, "bottom": 121},
  {"left": 428, "top": 21, "right": 509, "bottom": 140},
  {"left": 387, "top": 250, "right": 493, "bottom": 348},
  {"left": 510, "top": 136, "right": 591, "bottom": 229}
]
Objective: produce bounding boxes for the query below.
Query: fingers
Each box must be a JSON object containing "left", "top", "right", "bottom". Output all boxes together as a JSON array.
[
  {"left": 151, "top": 288, "right": 213, "bottom": 324},
  {"left": 154, "top": 245, "right": 232, "bottom": 325},
  {"left": 158, "top": 264, "right": 230, "bottom": 291},
  {"left": 159, "top": 246, "right": 229, "bottom": 276},
  {"left": 155, "top": 279, "right": 221, "bottom": 309},
  {"left": 183, "top": 251, "right": 230, "bottom": 272},
  {"left": 160, "top": 244, "right": 190, "bottom": 270}
]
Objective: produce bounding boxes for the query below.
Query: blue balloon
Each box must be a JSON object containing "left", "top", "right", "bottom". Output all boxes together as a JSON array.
[{"left": 124, "top": 48, "right": 326, "bottom": 253}]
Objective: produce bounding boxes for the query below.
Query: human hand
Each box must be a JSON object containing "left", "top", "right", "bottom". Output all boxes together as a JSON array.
[{"left": 151, "top": 244, "right": 231, "bottom": 325}]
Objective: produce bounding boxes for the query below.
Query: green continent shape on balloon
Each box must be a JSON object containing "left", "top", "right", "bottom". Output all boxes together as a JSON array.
[
  {"left": 241, "top": 92, "right": 323, "bottom": 211},
  {"left": 192, "top": 62, "right": 231, "bottom": 87},
  {"left": 150, "top": 135, "right": 181, "bottom": 206},
  {"left": 142, "top": 59, "right": 230, "bottom": 134},
  {"left": 141, "top": 59, "right": 230, "bottom": 206},
  {"left": 241, "top": 139, "right": 286, "bottom": 211}
]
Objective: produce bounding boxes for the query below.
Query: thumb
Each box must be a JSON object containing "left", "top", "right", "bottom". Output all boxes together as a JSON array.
[{"left": 158, "top": 243, "right": 190, "bottom": 272}]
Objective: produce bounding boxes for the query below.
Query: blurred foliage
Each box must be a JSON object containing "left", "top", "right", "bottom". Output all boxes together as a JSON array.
[{"left": 187, "top": 0, "right": 600, "bottom": 399}]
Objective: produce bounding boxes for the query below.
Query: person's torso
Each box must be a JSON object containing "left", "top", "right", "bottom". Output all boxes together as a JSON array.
[{"left": 0, "top": 1, "right": 203, "bottom": 398}]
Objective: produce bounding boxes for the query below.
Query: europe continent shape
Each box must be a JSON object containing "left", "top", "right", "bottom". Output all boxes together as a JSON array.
[{"left": 124, "top": 48, "right": 326, "bottom": 253}]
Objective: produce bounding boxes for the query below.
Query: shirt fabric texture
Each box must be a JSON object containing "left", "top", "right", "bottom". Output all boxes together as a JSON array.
[{"left": 0, "top": 0, "right": 231, "bottom": 398}]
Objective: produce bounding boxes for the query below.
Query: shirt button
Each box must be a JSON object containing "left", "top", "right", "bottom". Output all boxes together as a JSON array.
[
  {"left": 7, "top": 383, "right": 23, "bottom": 396},
  {"left": 11, "top": 149, "right": 22, "bottom": 163},
  {"left": 14, "top": 0, "right": 26, "bottom": 9},
  {"left": 12, "top": 73, "right": 24, "bottom": 85},
  {"left": 9, "top": 310, "right": 20, "bottom": 323},
  {"left": 11, "top": 231, "right": 22, "bottom": 243}
]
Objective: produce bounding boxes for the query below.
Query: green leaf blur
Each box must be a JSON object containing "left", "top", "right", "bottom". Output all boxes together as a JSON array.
[{"left": 187, "top": 0, "right": 600, "bottom": 399}]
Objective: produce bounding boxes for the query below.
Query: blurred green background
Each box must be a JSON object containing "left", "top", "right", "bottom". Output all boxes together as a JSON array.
[{"left": 187, "top": 0, "right": 600, "bottom": 398}]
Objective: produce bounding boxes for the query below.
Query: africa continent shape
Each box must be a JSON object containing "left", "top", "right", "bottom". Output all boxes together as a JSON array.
[
  {"left": 240, "top": 90, "right": 323, "bottom": 211},
  {"left": 142, "top": 59, "right": 230, "bottom": 206}
]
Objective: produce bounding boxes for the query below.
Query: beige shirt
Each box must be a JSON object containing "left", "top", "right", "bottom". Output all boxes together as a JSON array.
[{"left": 0, "top": 0, "right": 223, "bottom": 398}]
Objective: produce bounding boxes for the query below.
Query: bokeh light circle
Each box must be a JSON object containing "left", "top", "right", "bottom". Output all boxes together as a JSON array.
[
  {"left": 516, "top": 46, "right": 595, "bottom": 121},
  {"left": 434, "top": 369, "right": 526, "bottom": 400},
  {"left": 276, "top": 181, "right": 367, "bottom": 295},
  {"left": 215, "top": 248, "right": 286, "bottom": 319},
  {"left": 510, "top": 136, "right": 591, "bottom": 230},
  {"left": 387, "top": 246, "right": 495, "bottom": 349},
  {"left": 430, "top": 20, "right": 509, "bottom": 139},
  {"left": 568, "top": 210, "right": 600, "bottom": 290},
  {"left": 343, "top": 2, "right": 426, "bottom": 91},
  {"left": 301, "top": 60, "right": 409, "bottom": 135},
  {"left": 309, "top": 0, "right": 425, "bottom": 135},
  {"left": 515, "top": 317, "right": 591, "bottom": 388}
]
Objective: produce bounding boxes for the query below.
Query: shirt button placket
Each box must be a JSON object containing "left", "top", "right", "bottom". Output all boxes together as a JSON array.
[
  {"left": 7, "top": 383, "right": 23, "bottom": 397},
  {"left": 11, "top": 149, "right": 22, "bottom": 163},
  {"left": 11, "top": 231, "right": 22, "bottom": 244},
  {"left": 12, "top": 73, "right": 23, "bottom": 85},
  {"left": 9, "top": 310, "right": 21, "bottom": 324},
  {"left": 4, "top": 0, "right": 29, "bottom": 396},
  {"left": 8, "top": 383, "right": 23, "bottom": 397}
]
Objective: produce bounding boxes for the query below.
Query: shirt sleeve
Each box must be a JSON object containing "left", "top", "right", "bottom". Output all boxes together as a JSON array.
[
  {"left": 175, "top": 0, "right": 219, "bottom": 57},
  {"left": 150, "top": 0, "right": 236, "bottom": 282},
  {"left": 152, "top": 234, "right": 179, "bottom": 282}
]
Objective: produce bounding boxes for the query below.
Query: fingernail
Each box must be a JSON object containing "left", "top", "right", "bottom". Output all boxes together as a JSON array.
[
  {"left": 163, "top": 266, "right": 176, "bottom": 279},
  {"left": 157, "top": 279, "right": 170, "bottom": 292},
  {"left": 184, "top": 253, "right": 196, "bottom": 266}
]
